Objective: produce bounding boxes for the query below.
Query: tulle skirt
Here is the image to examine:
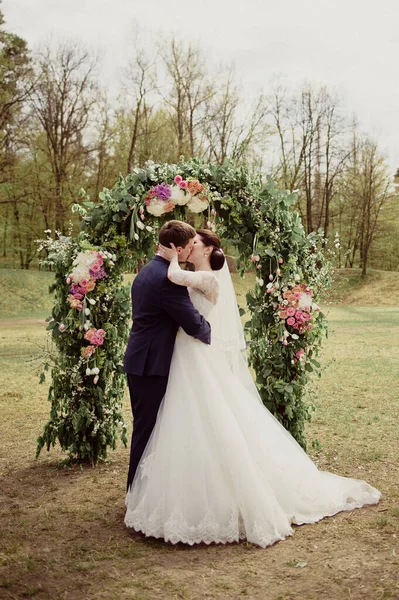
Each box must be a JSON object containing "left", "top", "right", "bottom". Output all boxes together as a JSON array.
[{"left": 125, "top": 329, "right": 381, "bottom": 547}]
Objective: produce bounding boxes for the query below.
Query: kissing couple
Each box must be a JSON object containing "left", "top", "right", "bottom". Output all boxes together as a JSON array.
[{"left": 123, "top": 220, "right": 380, "bottom": 547}]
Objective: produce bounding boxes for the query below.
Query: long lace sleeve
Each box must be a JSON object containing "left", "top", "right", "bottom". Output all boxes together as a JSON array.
[{"left": 167, "top": 257, "right": 219, "bottom": 303}]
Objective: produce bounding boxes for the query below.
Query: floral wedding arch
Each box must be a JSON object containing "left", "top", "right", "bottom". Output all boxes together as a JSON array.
[{"left": 38, "top": 158, "right": 331, "bottom": 464}]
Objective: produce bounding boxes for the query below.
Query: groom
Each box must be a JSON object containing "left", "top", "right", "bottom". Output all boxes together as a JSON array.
[{"left": 124, "top": 220, "right": 212, "bottom": 490}]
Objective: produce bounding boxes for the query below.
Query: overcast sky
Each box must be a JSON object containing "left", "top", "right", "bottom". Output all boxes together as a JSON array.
[{"left": 3, "top": 0, "right": 399, "bottom": 172}]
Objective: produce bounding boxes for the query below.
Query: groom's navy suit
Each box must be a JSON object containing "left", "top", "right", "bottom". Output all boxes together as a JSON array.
[{"left": 124, "top": 255, "right": 211, "bottom": 489}]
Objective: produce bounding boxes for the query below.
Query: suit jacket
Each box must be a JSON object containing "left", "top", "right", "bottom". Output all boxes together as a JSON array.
[{"left": 123, "top": 255, "right": 211, "bottom": 377}]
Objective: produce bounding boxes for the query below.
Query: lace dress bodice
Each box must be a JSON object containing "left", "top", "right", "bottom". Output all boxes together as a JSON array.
[
  {"left": 188, "top": 287, "right": 217, "bottom": 318},
  {"left": 166, "top": 260, "right": 219, "bottom": 319}
]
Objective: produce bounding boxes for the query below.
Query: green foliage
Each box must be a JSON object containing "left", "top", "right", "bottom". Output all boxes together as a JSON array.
[
  {"left": 37, "top": 235, "right": 129, "bottom": 464},
  {"left": 38, "top": 157, "right": 332, "bottom": 462}
]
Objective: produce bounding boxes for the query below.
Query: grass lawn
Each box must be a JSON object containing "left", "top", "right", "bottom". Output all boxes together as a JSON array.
[{"left": 0, "top": 270, "right": 398, "bottom": 600}]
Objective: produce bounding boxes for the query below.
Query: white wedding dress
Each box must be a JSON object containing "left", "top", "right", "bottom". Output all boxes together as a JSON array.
[{"left": 124, "top": 268, "right": 380, "bottom": 547}]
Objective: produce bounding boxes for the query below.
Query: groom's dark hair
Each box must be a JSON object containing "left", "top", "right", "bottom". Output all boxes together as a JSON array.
[{"left": 159, "top": 220, "right": 196, "bottom": 248}]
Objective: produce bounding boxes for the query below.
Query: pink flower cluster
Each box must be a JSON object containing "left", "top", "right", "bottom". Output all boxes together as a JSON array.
[
  {"left": 66, "top": 252, "right": 106, "bottom": 311},
  {"left": 84, "top": 328, "right": 106, "bottom": 346},
  {"left": 81, "top": 345, "right": 96, "bottom": 359},
  {"left": 173, "top": 175, "right": 188, "bottom": 190},
  {"left": 279, "top": 284, "right": 314, "bottom": 335},
  {"left": 143, "top": 176, "right": 208, "bottom": 216}
]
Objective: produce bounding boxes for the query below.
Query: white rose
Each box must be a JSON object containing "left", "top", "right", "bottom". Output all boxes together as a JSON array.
[
  {"left": 146, "top": 200, "right": 170, "bottom": 217},
  {"left": 88, "top": 298, "right": 96, "bottom": 305},
  {"left": 170, "top": 185, "right": 188, "bottom": 206},
  {"left": 92, "top": 367, "right": 100, "bottom": 375},
  {"left": 187, "top": 197, "right": 208, "bottom": 213},
  {"left": 86, "top": 368, "right": 92, "bottom": 376},
  {"left": 298, "top": 293, "right": 312, "bottom": 310}
]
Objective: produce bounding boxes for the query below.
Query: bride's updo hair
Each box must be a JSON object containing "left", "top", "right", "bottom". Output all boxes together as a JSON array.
[{"left": 196, "top": 229, "right": 225, "bottom": 271}]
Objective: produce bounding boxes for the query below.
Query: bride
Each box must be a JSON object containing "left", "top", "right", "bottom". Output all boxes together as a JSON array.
[{"left": 124, "top": 229, "right": 380, "bottom": 547}]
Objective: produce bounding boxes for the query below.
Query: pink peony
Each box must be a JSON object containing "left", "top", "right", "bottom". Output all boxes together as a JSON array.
[
  {"left": 67, "top": 295, "right": 83, "bottom": 310},
  {"left": 90, "top": 262, "right": 101, "bottom": 273},
  {"left": 84, "top": 328, "right": 96, "bottom": 342},
  {"left": 82, "top": 345, "right": 96, "bottom": 359},
  {"left": 179, "top": 180, "right": 188, "bottom": 189},
  {"left": 287, "top": 317, "right": 295, "bottom": 326},
  {"left": 174, "top": 175, "right": 183, "bottom": 184},
  {"left": 286, "top": 307, "right": 296, "bottom": 317}
]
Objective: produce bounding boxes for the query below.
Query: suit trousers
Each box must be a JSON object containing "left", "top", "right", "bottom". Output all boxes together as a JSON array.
[{"left": 126, "top": 373, "right": 168, "bottom": 491}]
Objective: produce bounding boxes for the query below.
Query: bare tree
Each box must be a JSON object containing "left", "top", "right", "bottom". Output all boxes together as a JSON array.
[
  {"left": 30, "top": 41, "right": 97, "bottom": 232},
  {"left": 269, "top": 84, "right": 351, "bottom": 237},
  {"left": 203, "top": 67, "right": 239, "bottom": 164},
  {"left": 341, "top": 131, "right": 393, "bottom": 275},
  {"left": 160, "top": 38, "right": 211, "bottom": 160},
  {"left": 123, "top": 40, "right": 157, "bottom": 174}
]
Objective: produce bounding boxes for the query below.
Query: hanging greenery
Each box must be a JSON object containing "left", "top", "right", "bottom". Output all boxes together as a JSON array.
[{"left": 37, "top": 158, "right": 332, "bottom": 464}]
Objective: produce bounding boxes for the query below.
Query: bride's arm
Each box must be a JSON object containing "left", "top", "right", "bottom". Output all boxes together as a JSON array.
[{"left": 158, "top": 244, "right": 216, "bottom": 296}]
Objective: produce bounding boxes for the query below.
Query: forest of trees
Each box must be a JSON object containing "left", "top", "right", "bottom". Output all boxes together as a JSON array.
[{"left": 1, "top": 6, "right": 398, "bottom": 273}]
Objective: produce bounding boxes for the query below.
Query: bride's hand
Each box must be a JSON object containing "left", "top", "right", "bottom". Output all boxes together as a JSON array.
[{"left": 158, "top": 243, "right": 178, "bottom": 262}]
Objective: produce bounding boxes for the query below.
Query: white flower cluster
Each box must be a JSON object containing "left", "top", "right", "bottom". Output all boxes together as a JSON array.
[
  {"left": 186, "top": 195, "right": 209, "bottom": 213},
  {"left": 36, "top": 232, "right": 74, "bottom": 266}
]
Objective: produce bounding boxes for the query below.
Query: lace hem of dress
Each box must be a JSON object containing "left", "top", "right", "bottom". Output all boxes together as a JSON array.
[
  {"left": 125, "top": 503, "right": 291, "bottom": 547},
  {"left": 124, "top": 488, "right": 380, "bottom": 548}
]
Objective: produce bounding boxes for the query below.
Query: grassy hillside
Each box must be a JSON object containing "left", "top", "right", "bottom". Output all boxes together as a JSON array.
[
  {"left": 325, "top": 268, "right": 399, "bottom": 306},
  {"left": 0, "top": 269, "right": 55, "bottom": 319}
]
